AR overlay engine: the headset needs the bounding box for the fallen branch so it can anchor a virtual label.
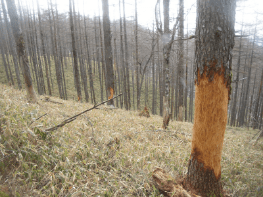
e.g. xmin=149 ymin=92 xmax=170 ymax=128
xmin=43 ymin=97 xmax=63 ymax=104
xmin=29 ymin=113 xmax=47 ymax=126
xmin=44 ymin=93 xmax=122 ymax=132
xmin=250 ymin=129 xmax=263 ymax=145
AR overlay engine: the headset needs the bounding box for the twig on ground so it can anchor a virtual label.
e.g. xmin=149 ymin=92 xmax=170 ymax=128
xmin=43 ymin=93 xmax=122 ymax=133
xmin=43 ymin=97 xmax=63 ymax=104
xmin=150 ymin=129 xmax=191 ymax=136
xmin=84 ymin=115 xmax=94 ymax=136
xmin=252 ymin=130 xmax=263 ymax=145
xmin=29 ymin=113 xmax=47 ymax=126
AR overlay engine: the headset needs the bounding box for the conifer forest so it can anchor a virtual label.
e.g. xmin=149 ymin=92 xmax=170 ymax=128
xmin=0 ymin=0 xmax=263 ymax=196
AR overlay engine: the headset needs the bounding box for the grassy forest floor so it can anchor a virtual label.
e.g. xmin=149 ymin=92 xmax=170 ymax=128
xmin=0 ymin=84 xmax=262 ymax=197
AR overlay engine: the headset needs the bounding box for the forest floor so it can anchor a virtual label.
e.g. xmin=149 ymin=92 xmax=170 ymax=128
xmin=0 ymin=83 xmax=262 ymax=197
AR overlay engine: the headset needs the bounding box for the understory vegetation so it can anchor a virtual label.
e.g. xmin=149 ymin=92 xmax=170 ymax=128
xmin=0 ymin=84 xmax=262 ymax=196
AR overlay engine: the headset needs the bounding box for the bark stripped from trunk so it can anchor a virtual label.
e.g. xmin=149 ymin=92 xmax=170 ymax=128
xmin=184 ymin=0 xmax=236 ymax=196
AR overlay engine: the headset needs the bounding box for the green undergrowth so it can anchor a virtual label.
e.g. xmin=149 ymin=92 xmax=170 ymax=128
xmin=0 ymin=84 xmax=262 ymax=196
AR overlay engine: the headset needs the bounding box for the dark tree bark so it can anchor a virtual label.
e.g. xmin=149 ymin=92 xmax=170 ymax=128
xmin=135 ymin=0 xmax=140 ymax=110
xmin=69 ymin=0 xmax=82 ymax=101
xmin=77 ymin=13 xmax=89 ymax=102
xmin=2 ymin=0 xmax=22 ymax=89
xmin=122 ymin=0 xmax=131 ymax=110
xmin=6 ymin=0 xmax=37 ymax=102
xmin=253 ymin=68 xmax=263 ymax=129
xmin=238 ymin=28 xmax=255 ymax=127
xmin=94 ymin=17 xmax=103 ymax=102
xmin=183 ymin=1 xmax=236 ymax=196
xmin=177 ymin=0 xmax=184 ymax=121
xmin=230 ymin=25 xmax=243 ymax=126
xmin=152 ymin=23 xmax=156 ymax=115
xmin=37 ymin=1 xmax=51 ymax=95
xmin=102 ymin=0 xmax=115 ymax=105
xmin=0 ymin=11 xmax=13 ymax=85
xmin=84 ymin=17 xmax=95 ymax=104
xmin=119 ymin=0 xmax=128 ymax=109
xmin=48 ymin=1 xmax=64 ymax=99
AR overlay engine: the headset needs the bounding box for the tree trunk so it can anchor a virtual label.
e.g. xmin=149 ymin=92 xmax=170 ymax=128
xmin=177 ymin=0 xmax=184 ymax=121
xmin=183 ymin=1 xmax=236 ymax=196
xmin=37 ymin=1 xmax=52 ymax=95
xmin=94 ymin=17 xmax=103 ymax=102
xmin=253 ymin=68 xmax=263 ymax=129
xmin=69 ymin=0 xmax=82 ymax=101
xmin=238 ymin=28 xmax=255 ymax=127
xmin=230 ymin=25 xmax=243 ymax=126
xmin=6 ymin=0 xmax=37 ymax=102
xmin=102 ymin=0 xmax=115 ymax=105
xmin=2 ymin=0 xmax=22 ymax=89
xmin=152 ymin=23 xmax=156 ymax=115
xmin=135 ymin=0 xmax=140 ymax=110
xmin=122 ymin=0 xmax=131 ymax=110
xmin=161 ymin=0 xmax=170 ymax=129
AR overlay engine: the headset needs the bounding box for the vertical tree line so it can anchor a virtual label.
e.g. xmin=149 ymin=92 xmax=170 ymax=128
xmin=0 ymin=0 xmax=262 ymax=129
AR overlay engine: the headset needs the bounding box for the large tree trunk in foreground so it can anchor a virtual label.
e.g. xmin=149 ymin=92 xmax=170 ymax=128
xmin=183 ymin=0 xmax=236 ymax=196
xmin=6 ymin=0 xmax=37 ymax=103
xmin=102 ymin=0 xmax=115 ymax=105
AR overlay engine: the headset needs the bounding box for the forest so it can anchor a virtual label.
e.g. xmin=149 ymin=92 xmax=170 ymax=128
xmin=0 ymin=0 xmax=262 ymax=196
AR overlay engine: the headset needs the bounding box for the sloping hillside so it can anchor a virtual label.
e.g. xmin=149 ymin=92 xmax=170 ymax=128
xmin=0 ymin=84 xmax=262 ymax=197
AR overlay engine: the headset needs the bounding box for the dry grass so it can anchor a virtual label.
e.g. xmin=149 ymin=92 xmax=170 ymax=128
xmin=0 ymin=84 xmax=262 ymax=197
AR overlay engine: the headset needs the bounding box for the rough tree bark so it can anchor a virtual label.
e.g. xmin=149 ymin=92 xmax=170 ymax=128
xmin=69 ymin=0 xmax=82 ymax=101
xmin=135 ymin=0 xmax=140 ymax=110
xmin=183 ymin=0 xmax=236 ymax=196
xmin=162 ymin=0 xmax=171 ymax=129
xmin=123 ymin=0 xmax=131 ymax=110
xmin=6 ymin=0 xmax=37 ymax=103
xmin=253 ymin=68 xmax=263 ymax=129
xmin=37 ymin=1 xmax=52 ymax=96
xmin=230 ymin=25 xmax=243 ymax=126
xmin=177 ymin=0 xmax=184 ymax=121
xmin=2 ymin=0 xmax=21 ymax=89
xmin=102 ymin=0 xmax=115 ymax=105
xmin=155 ymin=0 xmax=179 ymax=128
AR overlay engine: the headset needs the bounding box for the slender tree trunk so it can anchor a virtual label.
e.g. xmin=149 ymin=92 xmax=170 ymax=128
xmin=37 ymin=1 xmax=51 ymax=95
xmin=119 ymin=0 xmax=128 ymax=109
xmin=162 ymin=0 xmax=171 ymax=129
xmin=230 ymin=26 xmax=243 ymax=126
xmin=1 ymin=0 xmax=22 ymax=89
xmin=177 ymin=0 xmax=184 ymax=121
xmin=184 ymin=1 xmax=236 ymax=196
xmin=49 ymin=1 xmax=64 ymax=99
xmin=6 ymin=0 xmax=37 ymax=102
xmin=151 ymin=23 xmax=156 ymax=114
xmin=69 ymin=0 xmax=81 ymax=101
xmin=84 ymin=17 xmax=95 ymax=104
xmin=122 ymin=0 xmax=131 ymax=110
xmin=253 ymin=68 xmax=263 ymax=129
xmin=239 ymin=28 xmax=255 ymax=127
xmin=102 ymin=0 xmax=115 ymax=105
xmin=94 ymin=17 xmax=104 ymax=102
xmin=135 ymin=0 xmax=140 ymax=110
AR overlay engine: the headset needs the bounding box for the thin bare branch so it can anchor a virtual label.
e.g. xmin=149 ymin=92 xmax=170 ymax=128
xmin=155 ymin=0 xmax=163 ymax=34
xmin=44 ymin=93 xmax=123 ymax=132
